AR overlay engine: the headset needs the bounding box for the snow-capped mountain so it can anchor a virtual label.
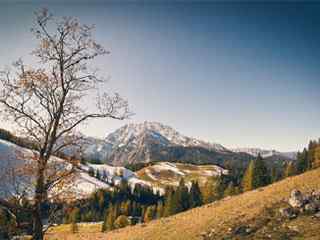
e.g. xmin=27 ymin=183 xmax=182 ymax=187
xmin=106 ymin=122 xmax=227 ymax=152
xmin=231 ymin=148 xmax=297 ymax=160
xmin=81 ymin=121 xmax=232 ymax=166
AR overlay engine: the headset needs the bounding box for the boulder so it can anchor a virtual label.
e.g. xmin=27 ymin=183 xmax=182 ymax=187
xmin=304 ymin=202 xmax=318 ymax=213
xmin=279 ymin=207 xmax=297 ymax=219
xmin=233 ymin=225 xmax=252 ymax=236
xmin=289 ymin=189 xmax=305 ymax=208
xmin=312 ymin=190 xmax=320 ymax=199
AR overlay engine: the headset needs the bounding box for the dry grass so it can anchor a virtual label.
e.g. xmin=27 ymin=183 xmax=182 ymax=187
xmin=136 ymin=162 xmax=221 ymax=187
xmin=46 ymin=168 xmax=320 ymax=240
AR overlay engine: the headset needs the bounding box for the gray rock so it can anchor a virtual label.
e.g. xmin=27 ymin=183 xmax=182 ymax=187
xmin=314 ymin=212 xmax=320 ymax=218
xmin=304 ymin=202 xmax=318 ymax=213
xmin=233 ymin=225 xmax=252 ymax=236
xmin=279 ymin=207 xmax=297 ymax=219
xmin=289 ymin=189 xmax=305 ymax=208
xmin=312 ymin=190 xmax=320 ymax=198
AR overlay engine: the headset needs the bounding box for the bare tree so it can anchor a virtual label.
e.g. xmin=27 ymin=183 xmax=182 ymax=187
xmin=0 ymin=9 xmax=130 ymax=240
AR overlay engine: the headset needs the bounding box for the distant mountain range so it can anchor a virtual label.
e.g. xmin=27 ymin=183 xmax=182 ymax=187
xmin=231 ymin=148 xmax=297 ymax=160
xmin=78 ymin=121 xmax=296 ymax=169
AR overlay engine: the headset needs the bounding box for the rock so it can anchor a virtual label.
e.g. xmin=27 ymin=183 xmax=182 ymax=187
xmin=233 ymin=225 xmax=252 ymax=236
xmin=289 ymin=189 xmax=305 ymax=208
xmin=279 ymin=207 xmax=297 ymax=219
xmin=304 ymin=202 xmax=318 ymax=213
xmin=288 ymin=225 xmax=299 ymax=233
xmin=312 ymin=190 xmax=320 ymax=199
xmin=314 ymin=212 xmax=320 ymax=218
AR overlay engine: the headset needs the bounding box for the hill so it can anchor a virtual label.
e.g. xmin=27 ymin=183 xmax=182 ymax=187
xmin=0 ymin=138 xmax=228 ymax=200
xmin=136 ymin=162 xmax=227 ymax=188
xmin=47 ymin=167 xmax=320 ymax=240
xmin=0 ymin=139 xmax=110 ymax=200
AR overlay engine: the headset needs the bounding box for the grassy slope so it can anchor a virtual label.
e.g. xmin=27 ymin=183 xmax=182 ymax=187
xmin=136 ymin=162 xmax=224 ymax=188
xmin=46 ymin=168 xmax=320 ymax=240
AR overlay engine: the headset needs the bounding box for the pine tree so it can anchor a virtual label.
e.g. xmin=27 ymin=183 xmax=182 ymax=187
xmin=95 ymin=170 xmax=101 ymax=180
xmin=253 ymin=154 xmax=271 ymax=187
xmin=242 ymin=160 xmax=255 ymax=192
xmin=223 ymin=182 xmax=236 ymax=197
xmin=283 ymin=162 xmax=296 ymax=178
xmin=189 ymin=181 xmax=203 ymax=208
xmin=270 ymin=166 xmax=278 ymax=183
xmin=242 ymin=154 xmax=271 ymax=192
xmin=88 ymin=167 xmax=95 ymax=177
xmin=143 ymin=205 xmax=156 ymax=223
xmin=156 ymin=201 xmax=164 ymax=219
xmin=297 ymin=149 xmax=309 ymax=173
xmin=102 ymin=205 xmax=115 ymax=232
xmin=201 ymin=176 xmax=219 ymax=204
xmin=308 ymin=140 xmax=317 ymax=169
xmin=175 ymin=178 xmax=190 ymax=212
xmin=70 ymin=208 xmax=79 ymax=233
xmin=102 ymin=170 xmax=108 ymax=180
xmin=313 ymin=146 xmax=320 ymax=169
xmin=163 ymin=187 xmax=176 ymax=217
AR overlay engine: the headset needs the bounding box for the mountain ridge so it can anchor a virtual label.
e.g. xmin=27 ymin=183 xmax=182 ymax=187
xmin=79 ymin=121 xmax=296 ymax=167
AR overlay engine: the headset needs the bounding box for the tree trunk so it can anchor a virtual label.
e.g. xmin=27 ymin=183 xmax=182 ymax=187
xmin=32 ymin=208 xmax=43 ymax=240
xmin=33 ymin=159 xmax=45 ymax=240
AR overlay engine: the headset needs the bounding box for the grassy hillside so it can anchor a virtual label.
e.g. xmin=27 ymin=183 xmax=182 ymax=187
xmin=136 ymin=162 xmax=227 ymax=187
xmin=46 ymin=167 xmax=320 ymax=240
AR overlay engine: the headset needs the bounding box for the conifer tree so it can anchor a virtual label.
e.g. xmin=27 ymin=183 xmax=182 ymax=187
xmin=223 ymin=182 xmax=236 ymax=197
xmin=88 ymin=167 xmax=95 ymax=177
xmin=253 ymin=154 xmax=271 ymax=187
xmin=270 ymin=166 xmax=278 ymax=183
xmin=297 ymin=149 xmax=309 ymax=173
xmin=175 ymin=178 xmax=190 ymax=212
xmin=102 ymin=170 xmax=108 ymax=180
xmin=102 ymin=205 xmax=115 ymax=232
xmin=242 ymin=154 xmax=271 ymax=192
xmin=308 ymin=140 xmax=317 ymax=169
xmin=201 ymin=176 xmax=219 ymax=204
xmin=163 ymin=187 xmax=176 ymax=217
xmin=70 ymin=208 xmax=79 ymax=234
xmin=242 ymin=160 xmax=255 ymax=192
xmin=313 ymin=146 xmax=320 ymax=169
xmin=95 ymin=170 xmax=101 ymax=180
xmin=143 ymin=205 xmax=156 ymax=223
xmin=189 ymin=181 xmax=202 ymax=208
xmin=283 ymin=162 xmax=296 ymax=178
xmin=70 ymin=219 xmax=78 ymax=234
xmin=156 ymin=201 xmax=164 ymax=219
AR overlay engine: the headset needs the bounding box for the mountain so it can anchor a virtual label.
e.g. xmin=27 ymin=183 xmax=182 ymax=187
xmin=105 ymin=122 xmax=227 ymax=151
xmin=231 ymin=148 xmax=297 ymax=160
xmin=80 ymin=121 xmax=253 ymax=168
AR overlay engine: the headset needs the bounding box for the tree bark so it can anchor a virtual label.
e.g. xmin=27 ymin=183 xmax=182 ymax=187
xmin=32 ymin=208 xmax=43 ymax=240
xmin=32 ymin=159 xmax=45 ymax=240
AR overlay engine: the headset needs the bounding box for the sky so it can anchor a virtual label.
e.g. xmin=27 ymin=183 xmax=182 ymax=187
xmin=0 ymin=1 xmax=319 ymax=152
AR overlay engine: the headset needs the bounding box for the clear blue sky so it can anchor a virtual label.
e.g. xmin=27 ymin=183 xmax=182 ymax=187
xmin=0 ymin=1 xmax=319 ymax=152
